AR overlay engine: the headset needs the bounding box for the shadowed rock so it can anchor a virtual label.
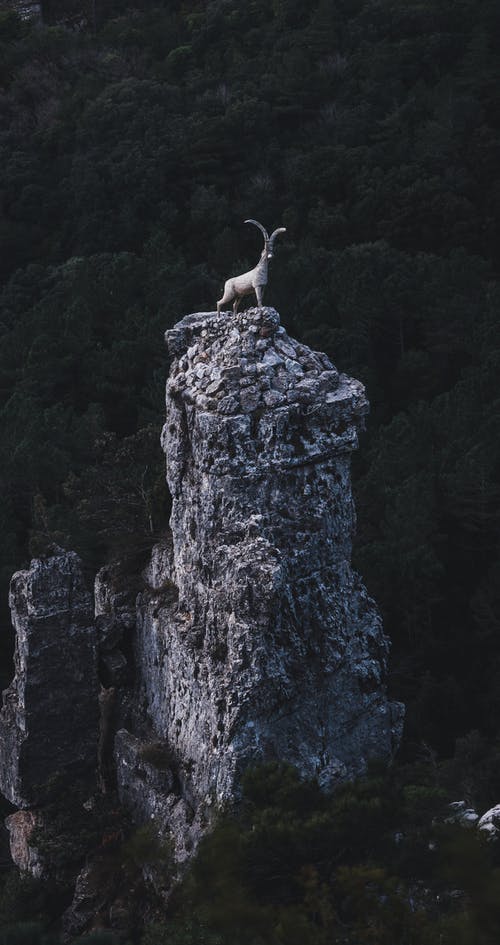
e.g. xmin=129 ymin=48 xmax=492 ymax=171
xmin=0 ymin=551 xmax=99 ymax=807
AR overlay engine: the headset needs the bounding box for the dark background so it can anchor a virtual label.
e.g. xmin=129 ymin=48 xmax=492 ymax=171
xmin=2 ymin=2 xmax=500 ymax=942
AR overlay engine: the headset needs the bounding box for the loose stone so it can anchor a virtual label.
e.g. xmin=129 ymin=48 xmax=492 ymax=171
xmin=262 ymin=349 xmax=284 ymax=367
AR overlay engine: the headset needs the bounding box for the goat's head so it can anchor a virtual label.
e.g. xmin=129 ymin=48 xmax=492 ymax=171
xmin=244 ymin=219 xmax=286 ymax=259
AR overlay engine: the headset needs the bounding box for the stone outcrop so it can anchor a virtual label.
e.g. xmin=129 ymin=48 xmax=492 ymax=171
xmin=116 ymin=307 xmax=403 ymax=856
xmin=5 ymin=810 xmax=45 ymax=877
xmin=0 ymin=308 xmax=403 ymax=892
xmin=446 ymin=801 xmax=479 ymax=828
xmin=478 ymin=805 xmax=500 ymax=840
xmin=0 ymin=550 xmax=99 ymax=807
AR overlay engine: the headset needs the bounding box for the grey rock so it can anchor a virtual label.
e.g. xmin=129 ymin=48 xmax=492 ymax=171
xmin=240 ymin=386 xmax=262 ymax=412
xmin=95 ymin=615 xmax=124 ymax=652
xmin=284 ymin=357 xmax=304 ymax=377
xmin=114 ymin=729 xmax=202 ymax=864
xmin=94 ymin=562 xmax=137 ymax=665
xmin=115 ymin=730 xmax=175 ymax=817
xmin=446 ymin=801 xmax=479 ymax=828
xmin=217 ymin=394 xmax=240 ymax=414
xmin=195 ymin=394 xmax=210 ymax=411
xmin=95 ymin=562 xmax=136 ymax=629
xmin=318 ymin=369 xmax=340 ymax=391
xmin=127 ymin=307 xmax=403 ymax=860
xmin=0 ymin=551 xmax=99 ymax=807
xmin=221 ymin=366 xmax=241 ymax=381
xmin=262 ymin=349 xmax=284 ymax=368
xmin=317 ymin=351 xmax=335 ymax=371
xmin=101 ymin=651 xmax=128 ymax=686
xmin=478 ymin=804 xmax=500 ymax=839
xmin=142 ymin=538 xmax=175 ymax=593
xmin=295 ymin=377 xmax=320 ymax=398
xmin=271 ymin=371 xmax=291 ymax=392
xmin=275 ymin=338 xmax=297 ymax=359
xmin=263 ymin=390 xmax=286 ymax=408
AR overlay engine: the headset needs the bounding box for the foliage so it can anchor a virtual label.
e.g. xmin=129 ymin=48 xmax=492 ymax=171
xmin=141 ymin=762 xmax=500 ymax=945
xmin=76 ymin=933 xmax=119 ymax=945
xmin=0 ymin=873 xmax=62 ymax=943
xmin=121 ymin=823 xmax=174 ymax=879
xmin=0 ymin=923 xmax=58 ymax=945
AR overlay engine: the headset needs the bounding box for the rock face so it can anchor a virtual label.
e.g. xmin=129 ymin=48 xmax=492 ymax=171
xmin=119 ymin=307 xmax=403 ymax=854
xmin=0 ymin=551 xmax=99 ymax=807
xmin=478 ymin=805 xmax=500 ymax=840
xmin=0 ymin=307 xmax=403 ymax=899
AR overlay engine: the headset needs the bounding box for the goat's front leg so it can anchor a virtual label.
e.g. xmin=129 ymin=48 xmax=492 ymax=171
xmin=233 ymin=296 xmax=241 ymax=314
xmin=255 ymin=284 xmax=264 ymax=307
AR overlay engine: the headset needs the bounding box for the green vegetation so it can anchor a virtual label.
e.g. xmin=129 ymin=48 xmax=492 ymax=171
xmin=139 ymin=762 xmax=500 ymax=944
xmin=1 ymin=0 xmax=500 ymax=940
xmin=2 ymin=760 xmax=500 ymax=942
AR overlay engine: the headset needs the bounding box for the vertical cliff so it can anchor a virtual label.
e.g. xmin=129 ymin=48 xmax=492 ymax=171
xmin=0 ymin=551 xmax=98 ymax=808
xmin=117 ymin=307 xmax=403 ymax=857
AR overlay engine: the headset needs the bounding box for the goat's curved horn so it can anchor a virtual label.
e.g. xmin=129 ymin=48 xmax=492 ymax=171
xmin=244 ymin=219 xmax=269 ymax=242
xmin=269 ymin=227 xmax=287 ymax=248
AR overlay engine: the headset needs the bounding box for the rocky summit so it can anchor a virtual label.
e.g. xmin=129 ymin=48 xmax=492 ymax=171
xmin=117 ymin=307 xmax=403 ymax=859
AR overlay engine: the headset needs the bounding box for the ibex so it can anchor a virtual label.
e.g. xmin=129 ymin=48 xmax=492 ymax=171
xmin=217 ymin=219 xmax=286 ymax=315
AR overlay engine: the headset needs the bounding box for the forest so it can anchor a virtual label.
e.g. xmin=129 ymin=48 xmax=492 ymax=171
xmin=1 ymin=0 xmax=500 ymax=941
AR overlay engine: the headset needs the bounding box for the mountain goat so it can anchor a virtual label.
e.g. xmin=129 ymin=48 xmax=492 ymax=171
xmin=216 ymin=219 xmax=286 ymax=314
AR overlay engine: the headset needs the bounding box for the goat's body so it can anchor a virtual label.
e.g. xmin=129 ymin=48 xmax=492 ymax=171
xmin=217 ymin=257 xmax=268 ymax=314
xmin=216 ymin=221 xmax=285 ymax=315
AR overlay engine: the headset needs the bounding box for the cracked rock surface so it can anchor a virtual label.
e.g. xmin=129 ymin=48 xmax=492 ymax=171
xmin=0 ymin=551 xmax=98 ymax=807
xmin=120 ymin=308 xmax=403 ymax=854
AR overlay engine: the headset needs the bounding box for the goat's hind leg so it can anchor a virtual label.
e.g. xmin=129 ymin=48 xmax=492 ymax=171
xmin=217 ymin=292 xmax=230 ymax=316
xmin=217 ymin=281 xmax=235 ymax=316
